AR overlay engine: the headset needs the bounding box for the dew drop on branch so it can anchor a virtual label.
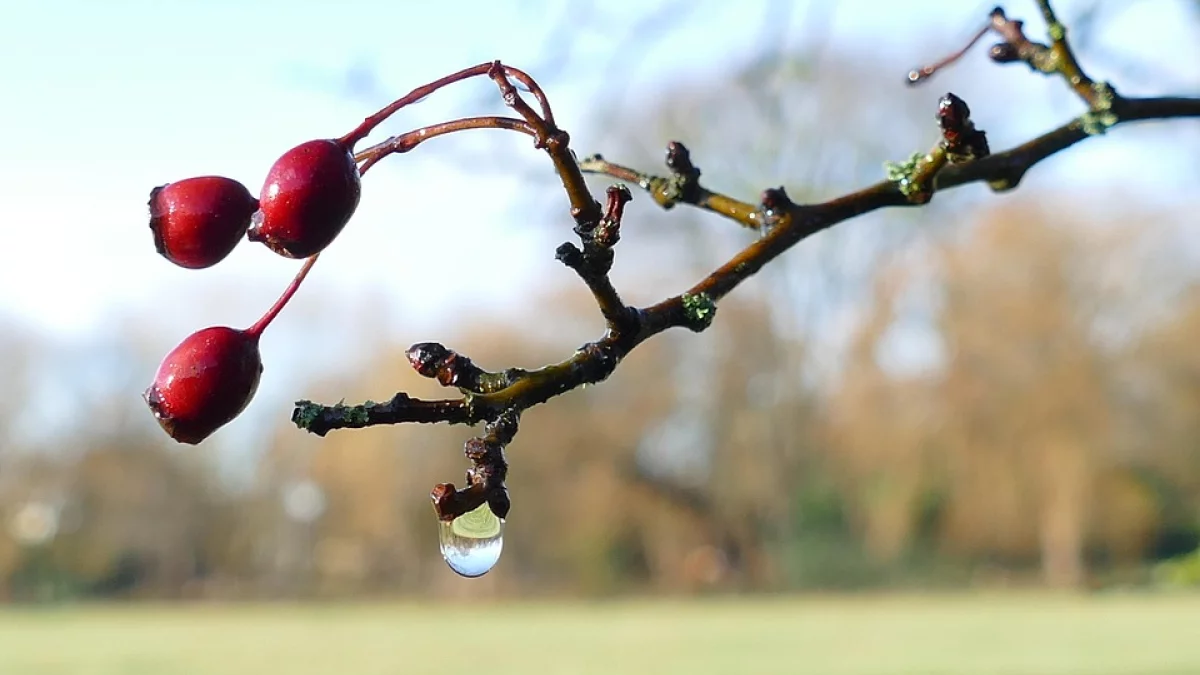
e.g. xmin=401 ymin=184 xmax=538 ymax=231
xmin=439 ymin=502 xmax=504 ymax=578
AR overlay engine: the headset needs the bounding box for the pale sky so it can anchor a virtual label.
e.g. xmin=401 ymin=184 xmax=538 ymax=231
xmin=2 ymin=0 xmax=1194 ymax=336
xmin=0 ymin=1 xmax=1197 ymax=457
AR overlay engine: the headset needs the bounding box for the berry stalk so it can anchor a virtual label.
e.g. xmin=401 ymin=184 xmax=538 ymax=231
xmin=353 ymin=116 xmax=538 ymax=173
xmin=336 ymin=62 xmax=556 ymax=150
xmin=247 ymin=254 xmax=320 ymax=338
xmin=337 ymin=62 xmax=497 ymax=148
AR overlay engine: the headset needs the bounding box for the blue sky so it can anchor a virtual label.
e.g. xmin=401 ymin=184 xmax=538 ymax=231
xmin=2 ymin=0 xmax=1194 ymax=342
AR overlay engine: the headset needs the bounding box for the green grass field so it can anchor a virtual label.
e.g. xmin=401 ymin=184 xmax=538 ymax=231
xmin=0 ymin=594 xmax=1197 ymax=675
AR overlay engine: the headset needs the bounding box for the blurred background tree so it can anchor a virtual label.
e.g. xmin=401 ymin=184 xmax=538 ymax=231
xmin=1 ymin=0 xmax=1198 ymax=601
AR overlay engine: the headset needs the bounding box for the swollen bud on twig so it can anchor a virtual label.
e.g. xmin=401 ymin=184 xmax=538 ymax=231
xmin=406 ymin=342 xmax=456 ymax=381
xmin=758 ymin=186 xmax=795 ymax=232
xmin=406 ymin=342 xmax=508 ymax=393
xmin=665 ymin=141 xmax=697 ymax=175
xmin=937 ymin=93 xmax=972 ymax=131
xmin=592 ymin=184 xmax=632 ymax=248
xmin=989 ymin=43 xmax=1022 ymax=63
xmin=937 ymin=93 xmax=990 ymax=163
xmin=760 ymin=186 xmax=794 ymax=214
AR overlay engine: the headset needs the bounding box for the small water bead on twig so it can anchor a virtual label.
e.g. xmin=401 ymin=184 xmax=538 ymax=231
xmin=438 ymin=501 xmax=505 ymax=578
xmin=429 ymin=413 xmax=516 ymax=578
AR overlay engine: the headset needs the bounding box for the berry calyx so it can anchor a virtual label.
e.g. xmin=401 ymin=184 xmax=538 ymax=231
xmin=149 ymin=176 xmax=258 ymax=269
xmin=144 ymin=255 xmax=319 ymax=444
xmin=248 ymin=139 xmax=361 ymax=258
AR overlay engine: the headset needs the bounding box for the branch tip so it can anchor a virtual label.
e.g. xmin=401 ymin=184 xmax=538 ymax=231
xmin=937 ymin=93 xmax=990 ymax=163
xmin=665 ymin=141 xmax=698 ymax=176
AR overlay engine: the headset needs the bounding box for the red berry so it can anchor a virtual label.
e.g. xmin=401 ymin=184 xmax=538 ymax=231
xmin=248 ymin=139 xmax=361 ymax=258
xmin=149 ymin=176 xmax=258 ymax=269
xmin=144 ymin=326 xmax=263 ymax=444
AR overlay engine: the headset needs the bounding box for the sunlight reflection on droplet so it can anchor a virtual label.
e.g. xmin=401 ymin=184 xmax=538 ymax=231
xmin=438 ymin=502 xmax=504 ymax=578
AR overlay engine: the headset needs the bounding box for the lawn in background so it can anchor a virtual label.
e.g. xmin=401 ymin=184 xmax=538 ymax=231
xmin=0 ymin=593 xmax=1197 ymax=675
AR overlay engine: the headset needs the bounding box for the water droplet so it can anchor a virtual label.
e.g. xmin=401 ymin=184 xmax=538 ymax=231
xmin=439 ymin=502 xmax=504 ymax=578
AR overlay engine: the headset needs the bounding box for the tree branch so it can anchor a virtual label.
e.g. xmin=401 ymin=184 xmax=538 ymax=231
xmin=287 ymin=3 xmax=1200 ymax=519
xmin=293 ymin=393 xmax=472 ymax=436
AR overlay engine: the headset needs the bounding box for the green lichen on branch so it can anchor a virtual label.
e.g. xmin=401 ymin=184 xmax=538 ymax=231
xmin=292 ymin=400 xmax=326 ymax=430
xmin=293 ymin=399 xmax=370 ymax=431
xmin=1081 ymin=82 xmax=1119 ymax=135
xmin=884 ymin=150 xmax=946 ymax=203
xmin=681 ymin=292 xmax=717 ymax=331
xmin=884 ymin=152 xmax=926 ymax=196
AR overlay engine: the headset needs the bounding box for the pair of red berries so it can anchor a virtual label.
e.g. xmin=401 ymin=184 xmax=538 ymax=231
xmin=149 ymin=138 xmax=361 ymax=266
xmin=145 ymin=137 xmax=360 ymax=444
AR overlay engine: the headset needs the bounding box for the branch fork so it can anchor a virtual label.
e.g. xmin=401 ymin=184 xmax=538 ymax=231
xmin=288 ymin=4 xmax=1200 ymax=525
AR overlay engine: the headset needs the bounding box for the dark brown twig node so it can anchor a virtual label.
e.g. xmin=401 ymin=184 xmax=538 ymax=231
xmin=884 ymin=91 xmax=996 ymax=203
xmin=431 ymin=409 xmax=518 ymax=521
xmin=937 ymin=93 xmax=990 ymax=163
xmin=883 ymin=91 xmax=984 ymax=204
xmin=556 ymin=184 xmax=636 ymax=333
xmin=758 ymin=187 xmax=795 ymax=231
xmin=594 ymin=182 xmax=631 ymax=247
xmin=663 ymin=141 xmax=702 ymax=203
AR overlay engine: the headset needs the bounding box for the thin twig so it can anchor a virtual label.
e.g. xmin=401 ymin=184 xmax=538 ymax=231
xmin=292 ymin=4 xmax=1200 ymax=452
xmin=578 ymin=142 xmax=765 ymax=230
xmin=353 ymin=116 xmax=538 ymax=172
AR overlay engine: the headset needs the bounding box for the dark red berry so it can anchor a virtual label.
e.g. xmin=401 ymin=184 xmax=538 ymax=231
xmin=149 ymin=176 xmax=258 ymax=269
xmin=144 ymin=326 xmax=263 ymax=444
xmin=248 ymin=139 xmax=361 ymax=258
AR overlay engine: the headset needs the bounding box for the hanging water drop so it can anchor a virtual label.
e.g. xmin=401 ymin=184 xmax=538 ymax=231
xmin=439 ymin=501 xmax=504 ymax=578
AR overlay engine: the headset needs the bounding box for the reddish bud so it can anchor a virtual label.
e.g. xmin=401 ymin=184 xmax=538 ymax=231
xmin=248 ymin=139 xmax=361 ymax=258
xmin=149 ymin=176 xmax=258 ymax=269
xmin=989 ymin=43 xmax=1022 ymax=63
xmin=144 ymin=326 xmax=263 ymax=444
